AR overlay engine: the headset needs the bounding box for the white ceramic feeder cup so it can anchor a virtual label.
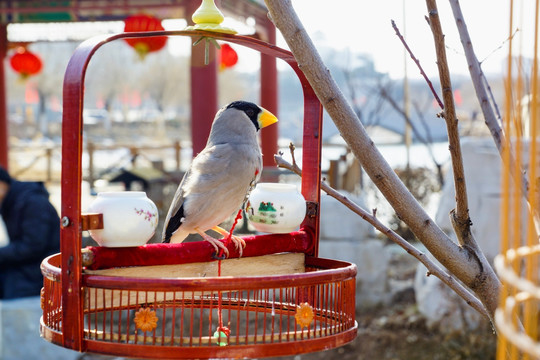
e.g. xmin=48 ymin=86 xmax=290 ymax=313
xmin=246 ymin=183 xmax=306 ymax=233
xmin=86 ymin=191 xmax=158 ymax=247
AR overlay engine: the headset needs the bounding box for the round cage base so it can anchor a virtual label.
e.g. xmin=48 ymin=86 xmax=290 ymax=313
xmin=41 ymin=254 xmax=358 ymax=359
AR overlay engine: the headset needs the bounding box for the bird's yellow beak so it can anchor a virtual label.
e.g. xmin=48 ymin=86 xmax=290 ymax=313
xmin=257 ymin=107 xmax=278 ymax=129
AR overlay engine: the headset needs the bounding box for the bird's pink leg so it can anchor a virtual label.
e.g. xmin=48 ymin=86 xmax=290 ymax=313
xmin=212 ymin=226 xmax=246 ymax=257
xmin=195 ymin=229 xmax=229 ymax=257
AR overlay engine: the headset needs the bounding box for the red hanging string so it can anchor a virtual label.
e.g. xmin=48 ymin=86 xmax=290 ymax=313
xmin=216 ymin=209 xmax=243 ymax=341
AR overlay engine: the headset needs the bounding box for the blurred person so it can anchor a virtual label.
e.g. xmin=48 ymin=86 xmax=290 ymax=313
xmin=0 ymin=166 xmax=60 ymax=299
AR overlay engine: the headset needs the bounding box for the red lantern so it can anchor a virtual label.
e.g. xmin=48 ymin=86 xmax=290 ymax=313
xmin=10 ymin=47 xmax=42 ymax=79
xmin=123 ymin=14 xmax=167 ymax=59
xmin=219 ymin=43 xmax=238 ymax=70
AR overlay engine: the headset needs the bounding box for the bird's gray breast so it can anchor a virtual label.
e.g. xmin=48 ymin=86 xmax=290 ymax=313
xmin=181 ymin=142 xmax=261 ymax=230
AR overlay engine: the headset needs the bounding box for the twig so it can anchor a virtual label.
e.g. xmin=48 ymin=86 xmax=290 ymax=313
xmin=391 ymin=19 xmax=444 ymax=109
xmin=447 ymin=0 xmax=507 ymax=155
xmin=481 ymin=75 xmax=503 ymax=124
xmin=479 ymin=28 xmax=519 ymax=66
xmin=412 ymin=101 xmax=445 ymax=186
xmin=274 ymin=147 xmax=489 ymax=319
xmin=379 ymin=86 xmax=445 ymax=185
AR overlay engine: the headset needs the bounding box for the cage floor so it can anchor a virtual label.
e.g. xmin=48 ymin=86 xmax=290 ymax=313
xmin=41 ymin=253 xmax=357 ymax=359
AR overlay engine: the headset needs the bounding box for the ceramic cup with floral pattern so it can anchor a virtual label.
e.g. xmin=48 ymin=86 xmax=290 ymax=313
xmin=86 ymin=191 xmax=158 ymax=247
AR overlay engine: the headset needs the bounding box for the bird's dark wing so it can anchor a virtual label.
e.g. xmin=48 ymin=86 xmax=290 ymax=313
xmin=161 ymin=169 xmax=190 ymax=243
xmin=163 ymin=203 xmax=184 ymax=243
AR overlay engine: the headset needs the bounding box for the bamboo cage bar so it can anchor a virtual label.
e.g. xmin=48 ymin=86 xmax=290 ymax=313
xmin=495 ymin=0 xmax=540 ymax=358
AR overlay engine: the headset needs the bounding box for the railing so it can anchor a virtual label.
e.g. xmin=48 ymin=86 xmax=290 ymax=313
xmin=9 ymin=140 xmax=183 ymax=185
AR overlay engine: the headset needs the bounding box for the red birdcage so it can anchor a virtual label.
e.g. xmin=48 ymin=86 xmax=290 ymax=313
xmin=40 ymin=30 xmax=357 ymax=359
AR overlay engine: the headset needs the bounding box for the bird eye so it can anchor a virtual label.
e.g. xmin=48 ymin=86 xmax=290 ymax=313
xmin=246 ymin=109 xmax=255 ymax=117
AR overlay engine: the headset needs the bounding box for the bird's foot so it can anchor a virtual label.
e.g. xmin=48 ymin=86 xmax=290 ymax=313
xmin=212 ymin=226 xmax=246 ymax=257
xmin=229 ymin=234 xmax=246 ymax=257
xmin=196 ymin=230 xmax=229 ymax=258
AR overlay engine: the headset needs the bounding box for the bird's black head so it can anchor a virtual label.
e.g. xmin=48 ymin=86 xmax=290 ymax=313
xmin=226 ymin=101 xmax=262 ymax=131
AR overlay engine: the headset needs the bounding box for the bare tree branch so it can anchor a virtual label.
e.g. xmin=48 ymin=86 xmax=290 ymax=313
xmin=425 ymin=0 xmax=472 ymax=243
xmin=377 ymin=83 xmax=445 ymax=186
xmin=391 ymin=19 xmax=444 ymax=110
xmin=448 ymin=0 xmax=530 ymax=199
xmin=264 ymin=0 xmax=501 ymax=322
xmin=425 ymin=1 xmax=501 ymax=316
xmin=274 ymin=147 xmax=489 ymax=319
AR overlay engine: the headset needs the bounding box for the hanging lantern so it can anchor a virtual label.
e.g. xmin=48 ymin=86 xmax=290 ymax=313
xmin=123 ymin=14 xmax=167 ymax=59
xmin=219 ymin=43 xmax=238 ymax=70
xmin=10 ymin=47 xmax=42 ymax=80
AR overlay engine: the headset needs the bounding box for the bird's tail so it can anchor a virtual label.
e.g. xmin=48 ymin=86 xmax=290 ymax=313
xmin=163 ymin=225 xmax=189 ymax=243
xmin=165 ymin=229 xmax=189 ymax=244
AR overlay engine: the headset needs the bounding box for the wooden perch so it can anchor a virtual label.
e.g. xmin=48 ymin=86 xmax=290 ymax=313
xmin=83 ymin=231 xmax=312 ymax=270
